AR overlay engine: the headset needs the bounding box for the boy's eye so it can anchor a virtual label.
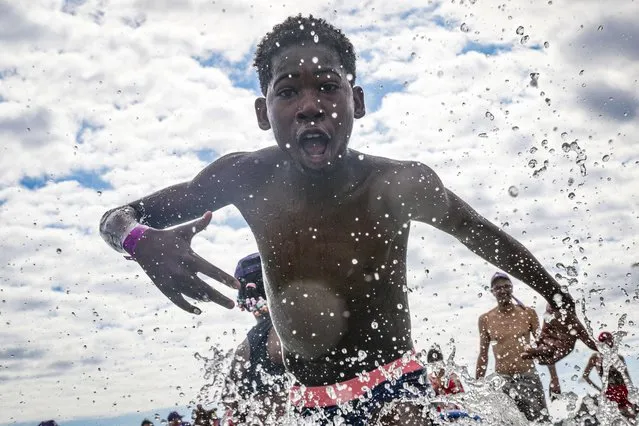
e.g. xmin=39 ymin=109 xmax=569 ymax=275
xmin=277 ymin=88 xmax=296 ymax=98
xmin=320 ymin=83 xmax=339 ymax=93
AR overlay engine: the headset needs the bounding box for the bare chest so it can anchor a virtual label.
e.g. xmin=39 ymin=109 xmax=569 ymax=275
xmin=486 ymin=311 xmax=532 ymax=344
xmin=237 ymin=181 xmax=407 ymax=288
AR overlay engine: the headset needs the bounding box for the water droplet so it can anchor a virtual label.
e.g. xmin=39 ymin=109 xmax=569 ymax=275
xmin=597 ymin=25 xmax=604 ymax=31
xmin=313 ymin=34 xmax=319 ymax=43
xmin=478 ymin=132 xmax=488 ymax=138
xmin=478 ymin=292 xmax=483 ymax=298
xmin=371 ymin=321 xmax=378 ymax=330
xmin=529 ymin=147 xmax=538 ymax=154
xmin=299 ymin=24 xmax=304 ymax=30
xmin=358 ymin=154 xmax=364 ymax=160
xmin=508 ymin=186 xmax=519 ymax=197
xmin=437 ymin=70 xmax=444 ymax=78
xmin=325 ymin=386 xmax=337 ymax=399
xmin=331 ymin=112 xmax=338 ymax=119
xmin=460 ymin=23 xmax=470 ymax=32
xmin=285 ymin=143 xmax=291 ymax=149
xmin=312 ymin=57 xmax=318 ymax=64
xmin=520 ymin=35 xmax=529 ymax=45
xmin=357 ymin=350 xmax=367 ymax=361
xmin=579 ymin=69 xmax=584 ymax=76
xmin=568 ymin=192 xmax=576 ymax=199
xmin=544 ymin=41 xmax=550 ymax=48
xmin=516 ymin=26 xmax=525 ymax=35
xmin=528 ymin=159 xmax=537 ymax=168
xmin=485 ymin=111 xmax=494 ymax=120
xmin=602 ymin=154 xmax=610 ymax=162
xmin=346 ymin=73 xmax=353 ymax=82
xmin=397 ymin=303 xmax=403 ymax=309
xmin=352 ymin=258 xmax=358 ymax=265
xmin=56 ymin=248 xmax=62 ymax=254
xmin=137 ymin=329 xmax=143 ymax=335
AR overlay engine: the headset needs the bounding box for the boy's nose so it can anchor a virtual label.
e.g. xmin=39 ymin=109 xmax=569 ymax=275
xmin=296 ymin=93 xmax=325 ymax=122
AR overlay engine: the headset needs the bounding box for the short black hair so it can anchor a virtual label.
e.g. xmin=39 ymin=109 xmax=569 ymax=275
xmin=253 ymin=14 xmax=357 ymax=95
xmin=141 ymin=420 xmax=153 ymax=426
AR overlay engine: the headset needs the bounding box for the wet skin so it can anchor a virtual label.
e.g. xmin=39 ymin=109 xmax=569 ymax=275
xmin=476 ymin=279 xmax=561 ymax=396
xmin=106 ymin=44 xmax=596 ymax=387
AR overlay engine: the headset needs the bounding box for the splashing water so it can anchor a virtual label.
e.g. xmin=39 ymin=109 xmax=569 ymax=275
xmin=194 ymin=346 xmax=234 ymax=407
xmin=193 ymin=335 xmax=637 ymax=425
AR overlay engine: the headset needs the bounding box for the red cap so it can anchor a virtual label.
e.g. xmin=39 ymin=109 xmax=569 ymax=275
xmin=598 ymin=331 xmax=613 ymax=344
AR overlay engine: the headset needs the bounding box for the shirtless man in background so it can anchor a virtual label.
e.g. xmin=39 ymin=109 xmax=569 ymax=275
xmin=100 ymin=14 xmax=594 ymax=425
xmin=476 ymin=272 xmax=561 ymax=422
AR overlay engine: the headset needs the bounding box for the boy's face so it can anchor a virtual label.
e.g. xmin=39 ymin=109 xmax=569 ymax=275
xmin=255 ymin=44 xmax=365 ymax=172
xmin=491 ymin=278 xmax=513 ymax=304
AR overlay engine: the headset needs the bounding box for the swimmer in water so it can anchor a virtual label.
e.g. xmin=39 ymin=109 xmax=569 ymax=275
xmin=582 ymin=331 xmax=636 ymax=421
xmin=100 ymin=14 xmax=596 ymax=425
xmin=475 ymin=272 xmax=561 ymax=422
xmin=223 ymin=253 xmax=286 ymax=425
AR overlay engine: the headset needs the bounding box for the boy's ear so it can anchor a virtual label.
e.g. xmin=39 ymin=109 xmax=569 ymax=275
xmin=352 ymin=86 xmax=366 ymax=119
xmin=255 ymin=97 xmax=271 ymax=130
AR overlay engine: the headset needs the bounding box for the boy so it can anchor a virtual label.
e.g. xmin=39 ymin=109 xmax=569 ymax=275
xmin=476 ymin=272 xmax=561 ymax=422
xmin=100 ymin=15 xmax=595 ymax=424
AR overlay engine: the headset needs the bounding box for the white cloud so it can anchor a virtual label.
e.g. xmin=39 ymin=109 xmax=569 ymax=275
xmin=1 ymin=0 xmax=638 ymax=424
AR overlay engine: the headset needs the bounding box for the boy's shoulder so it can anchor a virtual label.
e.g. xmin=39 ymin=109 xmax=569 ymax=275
xmin=481 ymin=307 xmax=500 ymax=319
xmin=210 ymin=146 xmax=284 ymax=167
xmin=355 ymin=150 xmax=437 ymax=179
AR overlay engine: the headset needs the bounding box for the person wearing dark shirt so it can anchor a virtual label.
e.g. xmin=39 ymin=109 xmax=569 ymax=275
xmin=167 ymin=411 xmax=191 ymax=426
xmin=223 ymin=253 xmax=287 ymax=424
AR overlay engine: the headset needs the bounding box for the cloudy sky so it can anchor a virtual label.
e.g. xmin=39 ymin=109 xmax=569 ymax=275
xmin=1 ymin=0 xmax=637 ymax=424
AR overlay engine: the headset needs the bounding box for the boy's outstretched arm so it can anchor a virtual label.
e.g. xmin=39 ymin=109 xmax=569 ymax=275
xmin=400 ymin=163 xmax=597 ymax=363
xmin=99 ymin=153 xmax=246 ymax=314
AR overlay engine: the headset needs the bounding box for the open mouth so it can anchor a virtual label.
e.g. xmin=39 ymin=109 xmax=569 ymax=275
xmin=299 ymin=130 xmax=330 ymax=160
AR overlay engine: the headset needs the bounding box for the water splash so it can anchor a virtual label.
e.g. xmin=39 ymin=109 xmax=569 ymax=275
xmin=192 ymin=338 xmax=636 ymax=425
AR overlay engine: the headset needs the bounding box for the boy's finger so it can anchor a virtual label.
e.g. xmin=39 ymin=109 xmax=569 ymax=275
xmin=178 ymin=211 xmax=213 ymax=239
xmin=163 ymin=290 xmax=202 ymax=315
xmin=190 ymin=276 xmax=235 ymax=309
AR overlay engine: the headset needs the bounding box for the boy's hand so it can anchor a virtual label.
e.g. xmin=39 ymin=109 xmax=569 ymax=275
xmin=133 ymin=211 xmax=240 ymax=314
xmin=522 ymin=305 xmax=597 ymax=364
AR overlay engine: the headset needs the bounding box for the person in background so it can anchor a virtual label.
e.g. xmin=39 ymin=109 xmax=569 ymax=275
xmin=141 ymin=420 xmax=154 ymax=426
xmin=167 ymin=411 xmax=191 ymax=426
xmin=38 ymin=421 xmax=58 ymax=426
xmin=222 ymin=253 xmax=287 ymax=425
xmin=192 ymin=404 xmax=208 ymax=426
xmin=583 ymin=331 xmax=636 ymax=421
xmin=476 ymin=272 xmax=561 ymax=422
xmin=427 ymin=347 xmax=464 ymax=398
xmin=208 ymin=408 xmax=220 ymax=426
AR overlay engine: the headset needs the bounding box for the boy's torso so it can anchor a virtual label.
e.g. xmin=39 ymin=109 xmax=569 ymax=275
xmin=484 ymin=307 xmax=536 ymax=375
xmin=224 ymin=148 xmax=423 ymax=385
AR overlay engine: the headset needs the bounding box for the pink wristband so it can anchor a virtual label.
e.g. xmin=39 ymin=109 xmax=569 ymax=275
xmin=122 ymin=225 xmax=150 ymax=258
